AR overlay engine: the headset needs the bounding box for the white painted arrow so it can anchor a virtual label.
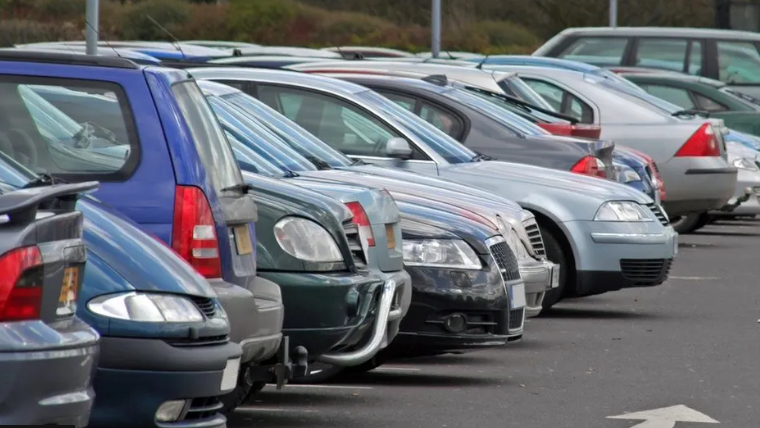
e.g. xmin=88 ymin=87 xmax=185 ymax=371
xmin=608 ymin=405 xmax=719 ymax=428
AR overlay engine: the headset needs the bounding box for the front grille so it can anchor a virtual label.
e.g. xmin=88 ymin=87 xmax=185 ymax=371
xmin=489 ymin=241 xmax=521 ymax=281
xmin=508 ymin=308 xmax=524 ymax=330
xmin=183 ymin=396 xmax=223 ymax=421
xmin=190 ymin=296 xmax=216 ymax=318
xmin=167 ymin=335 xmax=229 ymax=347
xmin=620 ymin=258 xmax=673 ymax=285
xmin=522 ymin=218 xmax=545 ymax=257
xmin=645 ymin=203 xmax=670 ymax=226
xmin=343 ymin=222 xmax=367 ymax=270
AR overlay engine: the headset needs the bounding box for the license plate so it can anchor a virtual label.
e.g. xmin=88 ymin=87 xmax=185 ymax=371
xmin=220 ymin=358 xmax=240 ymax=392
xmin=673 ymin=234 xmax=679 ymax=256
xmin=385 ymin=224 xmax=396 ymax=249
xmin=550 ymin=265 xmax=561 ymax=289
xmin=510 ymin=283 xmax=526 ymax=309
xmin=57 ymin=266 xmax=79 ymax=316
xmin=233 ymin=225 xmax=253 ymax=255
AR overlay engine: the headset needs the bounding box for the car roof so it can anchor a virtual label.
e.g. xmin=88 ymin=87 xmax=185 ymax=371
xmin=321 ymin=46 xmax=415 ymax=57
xmin=553 ymin=26 xmax=760 ymax=40
xmin=330 ymin=73 xmax=453 ymax=95
xmin=0 ymin=49 xmax=141 ymax=69
xmin=621 ymin=72 xmax=726 ymax=87
xmin=196 ymin=79 xmax=240 ymax=96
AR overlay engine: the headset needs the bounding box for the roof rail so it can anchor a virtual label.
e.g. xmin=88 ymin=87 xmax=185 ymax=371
xmin=421 ymin=74 xmax=448 ymax=86
xmin=0 ymin=49 xmax=140 ymax=69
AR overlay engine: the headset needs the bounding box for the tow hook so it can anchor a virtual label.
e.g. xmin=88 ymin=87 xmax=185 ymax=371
xmin=720 ymin=187 xmax=752 ymax=212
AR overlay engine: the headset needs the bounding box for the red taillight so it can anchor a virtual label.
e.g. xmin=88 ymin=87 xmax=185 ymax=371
xmin=172 ymin=185 xmax=222 ymax=278
xmin=571 ymin=155 xmax=607 ymax=179
xmin=675 ymin=123 xmax=720 ymax=157
xmin=345 ymin=201 xmax=375 ymax=247
xmin=0 ymin=246 xmax=43 ymax=321
xmin=537 ymin=122 xmax=573 ymax=136
xmin=570 ymin=124 xmax=602 ymax=140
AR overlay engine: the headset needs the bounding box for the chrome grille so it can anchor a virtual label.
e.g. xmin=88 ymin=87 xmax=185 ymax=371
xmin=190 ymin=296 xmax=215 ymax=318
xmin=522 ymin=218 xmax=546 ymax=257
xmin=645 ymin=203 xmax=669 ymax=226
xmin=509 ymin=308 xmax=525 ymax=330
xmin=489 ymin=241 xmax=521 ymax=281
xmin=343 ymin=222 xmax=367 ymax=270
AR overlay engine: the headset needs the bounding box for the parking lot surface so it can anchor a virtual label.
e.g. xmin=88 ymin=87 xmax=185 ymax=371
xmin=229 ymin=219 xmax=760 ymax=428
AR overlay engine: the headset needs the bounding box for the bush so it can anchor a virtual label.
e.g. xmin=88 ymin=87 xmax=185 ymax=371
xmin=32 ymin=0 xmax=86 ymax=20
xmin=227 ymin=0 xmax=298 ymax=43
xmin=0 ymin=19 xmax=80 ymax=47
xmin=117 ymin=0 xmax=191 ymax=40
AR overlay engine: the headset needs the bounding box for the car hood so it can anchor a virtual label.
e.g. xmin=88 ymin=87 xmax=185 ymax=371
xmin=79 ymin=198 xmax=216 ymax=298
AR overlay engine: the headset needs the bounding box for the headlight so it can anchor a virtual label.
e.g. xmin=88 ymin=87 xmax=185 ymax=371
xmin=594 ymin=201 xmax=653 ymax=222
xmin=403 ymin=239 xmax=482 ymax=270
xmin=88 ymin=292 xmax=205 ymax=322
xmin=274 ymin=217 xmax=343 ymax=262
xmin=733 ymin=158 xmax=758 ymax=171
xmin=614 ymin=164 xmax=642 ymax=183
xmin=503 ymin=227 xmax=529 ymax=260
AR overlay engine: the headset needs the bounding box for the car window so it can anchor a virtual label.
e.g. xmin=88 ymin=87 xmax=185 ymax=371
xmin=258 ymin=84 xmax=402 ymax=157
xmin=523 ymin=79 xmax=563 ymax=111
xmin=716 ymin=41 xmax=760 ymax=84
xmin=0 ymin=79 xmax=139 ymax=181
xmin=419 ymin=103 xmax=463 ymax=138
xmin=497 ymin=76 xmax=557 ymax=111
xmin=640 ymin=84 xmax=695 ymax=110
xmin=556 ymin=37 xmax=628 ymax=66
xmin=522 ymin=78 xmax=594 ymax=122
xmin=635 ymin=38 xmax=690 ymax=72
xmin=380 ymin=92 xmax=417 ymax=111
xmin=692 ymin=92 xmax=728 ymax=112
xmin=171 ymin=81 xmax=244 ymax=193
xmin=687 ymin=41 xmax=703 ymax=75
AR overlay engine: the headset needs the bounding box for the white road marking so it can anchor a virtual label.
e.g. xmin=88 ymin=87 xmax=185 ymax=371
xmin=236 ymin=407 xmax=318 ymax=413
xmin=669 ymin=276 xmax=720 ymax=280
xmin=373 ymin=366 xmax=422 ymax=372
xmin=608 ymin=404 xmax=719 ymax=428
xmin=266 ymin=384 xmax=374 ymax=390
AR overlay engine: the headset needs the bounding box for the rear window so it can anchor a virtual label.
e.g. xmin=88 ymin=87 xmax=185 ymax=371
xmin=0 ymin=77 xmax=139 ymax=181
xmin=171 ymin=81 xmax=244 ymax=193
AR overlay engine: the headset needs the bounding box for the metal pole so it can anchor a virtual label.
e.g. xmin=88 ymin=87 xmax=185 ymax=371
xmin=86 ymin=0 xmax=99 ymax=55
xmin=609 ymin=0 xmax=618 ymax=28
xmin=431 ymin=0 xmax=441 ymax=58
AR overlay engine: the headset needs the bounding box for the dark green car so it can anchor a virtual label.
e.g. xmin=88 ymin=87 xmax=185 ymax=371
xmin=622 ymin=72 xmax=760 ymax=137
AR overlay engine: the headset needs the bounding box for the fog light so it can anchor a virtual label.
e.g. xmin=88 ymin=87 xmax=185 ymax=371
xmin=443 ymin=313 xmax=467 ymax=333
xmin=155 ymin=400 xmax=187 ymax=422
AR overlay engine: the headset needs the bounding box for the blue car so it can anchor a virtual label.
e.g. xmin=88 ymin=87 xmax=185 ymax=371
xmin=612 ymin=147 xmax=658 ymax=203
xmin=0 ymin=50 xmax=283 ymax=415
xmin=0 ymin=154 xmax=243 ymax=428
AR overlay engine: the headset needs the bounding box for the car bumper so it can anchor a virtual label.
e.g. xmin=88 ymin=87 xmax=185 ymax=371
xmin=0 ymin=318 xmax=99 ymax=427
xmin=209 ymin=276 xmax=283 ymax=365
xmin=519 ymin=257 xmax=559 ymax=318
xmin=565 ymin=220 xmax=678 ymax=297
xmin=659 ymin=157 xmax=737 ymax=217
xmin=711 ymin=168 xmax=760 ymax=215
xmin=89 ymin=337 xmax=242 ymax=428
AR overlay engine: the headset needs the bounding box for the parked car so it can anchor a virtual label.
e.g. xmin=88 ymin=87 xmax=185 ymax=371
xmin=713 ymin=141 xmax=760 ymax=219
xmin=0 ymin=177 xmax=99 ymax=427
xmin=0 ymin=50 xmax=285 ymax=412
xmin=235 ymin=46 xmax=342 ymax=59
xmin=16 ymin=41 xmax=232 ymax=63
xmin=192 ymin=77 xmax=555 ymax=317
xmin=187 ymin=67 xmax=678 ymax=309
xmin=480 ymin=65 xmax=737 ymax=231
xmin=0 ymin=155 xmax=242 ymax=428
xmin=183 ymin=40 xmax=261 ymax=50
xmin=322 ymin=46 xmax=415 ymax=58
xmin=621 ymin=72 xmax=760 ymax=137
xmin=533 ymin=27 xmax=760 ymax=97
xmin=207 ymin=55 xmax=338 ymax=70
xmin=10 ymin=45 xmax=162 ymax=65
xmin=199 ymin=89 xmax=525 ymax=371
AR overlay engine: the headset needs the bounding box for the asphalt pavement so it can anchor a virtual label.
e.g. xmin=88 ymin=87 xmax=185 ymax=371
xmin=229 ymin=218 xmax=760 ymax=428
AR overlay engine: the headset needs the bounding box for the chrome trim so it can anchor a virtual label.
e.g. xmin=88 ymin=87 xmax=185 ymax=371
xmin=590 ymin=232 xmax=670 ymax=245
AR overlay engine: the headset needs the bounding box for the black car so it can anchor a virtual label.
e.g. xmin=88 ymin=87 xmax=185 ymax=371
xmin=334 ymin=74 xmax=617 ymax=178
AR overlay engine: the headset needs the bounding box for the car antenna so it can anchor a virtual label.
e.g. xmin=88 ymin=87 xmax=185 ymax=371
xmin=146 ymin=14 xmax=187 ymax=60
xmin=474 ymin=54 xmax=489 ymax=70
xmin=84 ymin=19 xmax=122 ymax=58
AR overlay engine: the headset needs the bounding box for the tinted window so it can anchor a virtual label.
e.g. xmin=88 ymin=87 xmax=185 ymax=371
xmin=641 ymin=84 xmax=695 ymax=110
xmin=557 ymin=37 xmax=628 ymax=66
xmin=171 ymin=81 xmax=244 ymax=193
xmin=419 ymin=103 xmax=463 ymax=138
xmin=523 ymin=78 xmax=594 ymax=123
xmin=381 ymin=92 xmax=417 ymax=111
xmin=0 ymin=79 xmax=138 ymax=181
xmin=635 ymin=38 xmax=689 ymax=72
xmin=716 ymin=41 xmax=760 ymax=83
xmin=258 ymin=85 xmax=401 ymax=158
xmin=693 ymin=93 xmax=728 ymax=112
xmin=687 ymin=41 xmax=703 ymax=75
xmin=497 ymin=76 xmax=557 ymax=111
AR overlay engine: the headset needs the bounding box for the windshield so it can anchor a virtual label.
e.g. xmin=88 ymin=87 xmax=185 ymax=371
xmin=357 ymin=90 xmax=477 ymax=164
xmin=207 ymin=96 xmax=318 ymax=174
xmin=498 ymin=76 xmax=557 ymax=111
xmin=444 ymin=87 xmax=552 ymax=136
xmin=720 ymin=87 xmax=760 ymax=109
xmin=171 ymin=81 xmax=244 ymax=192
xmin=222 ymin=92 xmax=353 ymax=168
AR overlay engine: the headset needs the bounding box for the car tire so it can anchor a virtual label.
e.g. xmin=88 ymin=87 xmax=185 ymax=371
xmin=290 ymin=363 xmax=346 ymax=384
xmin=220 ymin=364 xmax=255 ymax=414
xmin=538 ymin=226 xmax=567 ymax=311
xmin=341 ymin=354 xmax=388 ymax=374
xmin=671 ymin=213 xmax=706 ymax=234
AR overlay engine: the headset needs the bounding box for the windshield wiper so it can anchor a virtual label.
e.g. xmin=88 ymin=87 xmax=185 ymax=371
xmin=470 ymin=151 xmax=494 ymax=162
xmin=282 ymin=170 xmax=300 ymax=178
xmin=22 ymin=173 xmax=67 ymax=189
xmin=672 ymin=109 xmax=710 ymax=118
xmin=351 ymin=158 xmax=368 ymax=166
xmin=221 ymin=182 xmax=252 ymax=193
xmin=305 ymin=155 xmax=333 ymax=170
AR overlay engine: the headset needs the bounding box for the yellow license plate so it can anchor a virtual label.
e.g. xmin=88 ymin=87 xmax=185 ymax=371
xmin=385 ymin=224 xmax=396 ymax=249
xmin=233 ymin=225 xmax=253 ymax=255
xmin=58 ymin=267 xmax=79 ymax=315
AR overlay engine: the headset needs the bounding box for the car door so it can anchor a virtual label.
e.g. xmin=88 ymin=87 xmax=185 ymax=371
xmin=253 ymin=84 xmax=440 ymax=174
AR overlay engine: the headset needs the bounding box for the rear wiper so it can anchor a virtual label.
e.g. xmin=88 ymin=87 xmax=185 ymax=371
xmin=471 ymin=151 xmax=494 ymax=162
xmin=23 ymin=173 xmax=67 ymax=189
xmin=305 ymin=155 xmax=333 ymax=170
xmin=672 ymin=109 xmax=710 ymax=118
xmin=221 ymin=182 xmax=252 ymax=193
xmin=282 ymin=170 xmax=300 ymax=178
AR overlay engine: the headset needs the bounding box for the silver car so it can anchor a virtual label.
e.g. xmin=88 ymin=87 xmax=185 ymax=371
xmin=188 ymin=67 xmax=678 ymax=309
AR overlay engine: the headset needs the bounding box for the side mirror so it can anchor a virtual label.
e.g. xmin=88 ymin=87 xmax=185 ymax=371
xmin=385 ymin=137 xmax=413 ymax=159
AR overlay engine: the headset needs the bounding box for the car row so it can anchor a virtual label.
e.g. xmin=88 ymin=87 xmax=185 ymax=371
xmin=7 ymin=31 xmax=749 ymax=426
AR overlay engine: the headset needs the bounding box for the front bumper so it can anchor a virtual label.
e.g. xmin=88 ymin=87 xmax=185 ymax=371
xmin=0 ymin=318 xmax=99 ymax=427
xmin=89 ymin=337 xmax=242 ymax=428
xmin=519 ymin=258 xmax=559 ymax=318
xmin=565 ymin=219 xmax=678 ymax=297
